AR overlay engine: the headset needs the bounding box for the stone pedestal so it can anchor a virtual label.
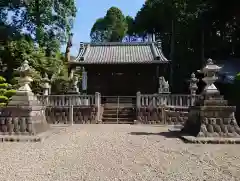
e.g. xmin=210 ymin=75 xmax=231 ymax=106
xmin=182 ymin=96 xmax=240 ymax=138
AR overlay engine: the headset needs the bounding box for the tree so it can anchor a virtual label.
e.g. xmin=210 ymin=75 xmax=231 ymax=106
xmin=132 ymin=0 xmax=240 ymax=93
xmin=0 ymin=0 xmax=77 ymax=94
xmin=90 ymin=18 xmax=109 ymax=42
xmin=90 ymin=7 xmax=128 ymax=42
xmin=6 ymin=0 xmax=77 ymax=56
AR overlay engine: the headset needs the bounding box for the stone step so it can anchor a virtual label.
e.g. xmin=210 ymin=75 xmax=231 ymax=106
xmin=102 ymin=117 xmax=134 ymax=124
xmin=103 ymin=109 xmax=136 ymax=114
xmin=104 ymin=104 xmax=135 ymax=108
xmin=102 ymin=113 xmax=135 ymax=118
xmin=102 ymin=97 xmax=136 ymax=104
xmin=102 ymin=122 xmax=134 ymax=124
xmin=103 ymin=107 xmax=135 ymax=110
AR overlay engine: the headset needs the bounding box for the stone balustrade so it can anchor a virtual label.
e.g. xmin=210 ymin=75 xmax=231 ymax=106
xmin=138 ymin=94 xmax=200 ymax=108
xmin=45 ymin=106 xmax=98 ymax=124
xmin=37 ymin=95 xmax=96 ymax=106
xmin=136 ymin=93 xmax=200 ymax=125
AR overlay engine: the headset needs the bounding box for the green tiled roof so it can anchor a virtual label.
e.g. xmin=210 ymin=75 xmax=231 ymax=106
xmin=69 ymin=42 xmax=169 ymax=64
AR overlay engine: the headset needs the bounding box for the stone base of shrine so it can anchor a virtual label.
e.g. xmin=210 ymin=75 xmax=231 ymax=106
xmin=181 ymin=135 xmax=240 ymax=144
xmin=0 ymin=125 xmax=66 ymax=142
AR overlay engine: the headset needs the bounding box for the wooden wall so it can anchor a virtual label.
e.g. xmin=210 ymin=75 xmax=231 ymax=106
xmin=74 ymin=64 xmax=169 ymax=96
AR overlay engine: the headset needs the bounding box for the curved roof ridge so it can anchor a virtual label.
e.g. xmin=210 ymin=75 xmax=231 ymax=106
xmin=86 ymin=42 xmax=154 ymax=46
xmin=70 ymin=41 xmax=170 ymax=64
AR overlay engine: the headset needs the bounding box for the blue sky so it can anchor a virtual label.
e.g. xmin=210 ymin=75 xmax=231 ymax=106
xmin=69 ymin=0 xmax=145 ymax=56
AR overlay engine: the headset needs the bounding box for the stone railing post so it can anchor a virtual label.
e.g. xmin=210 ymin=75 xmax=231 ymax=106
xmin=189 ymin=72 xmax=199 ymax=106
xmin=152 ymin=94 xmax=157 ymax=107
xmin=95 ymin=92 xmax=101 ymax=123
xmin=42 ymin=73 xmax=51 ymax=105
xmin=69 ymin=105 xmax=74 ymax=125
xmin=136 ymin=91 xmax=141 ymax=109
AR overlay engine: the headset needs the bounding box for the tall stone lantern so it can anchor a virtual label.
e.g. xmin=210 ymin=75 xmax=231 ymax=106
xmin=0 ymin=60 xmax=49 ymax=141
xmin=42 ymin=73 xmax=51 ymax=96
xmin=181 ymin=58 xmax=240 ymax=141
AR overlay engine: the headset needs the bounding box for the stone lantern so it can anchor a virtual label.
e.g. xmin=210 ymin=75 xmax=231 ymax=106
xmin=0 ymin=60 xmax=49 ymax=141
xmin=197 ymin=58 xmax=222 ymax=96
xmin=181 ymin=58 xmax=240 ymax=141
xmin=42 ymin=73 xmax=51 ymax=96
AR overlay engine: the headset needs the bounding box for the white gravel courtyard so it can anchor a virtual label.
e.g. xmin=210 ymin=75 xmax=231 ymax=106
xmin=0 ymin=124 xmax=239 ymax=181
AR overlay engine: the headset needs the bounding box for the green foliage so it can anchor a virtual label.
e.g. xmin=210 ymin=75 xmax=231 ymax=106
xmin=236 ymin=73 xmax=240 ymax=81
xmin=0 ymin=83 xmax=9 ymax=89
xmin=0 ymin=95 xmax=9 ymax=103
xmin=4 ymin=89 xmax=16 ymax=98
xmin=0 ymin=76 xmax=6 ymax=83
xmin=130 ymin=0 xmax=240 ymax=92
xmin=90 ymin=7 xmax=128 ymax=42
xmin=0 ymin=0 xmax=77 ymax=95
xmin=0 ymin=89 xmax=7 ymax=96
xmin=0 ymin=76 xmax=16 ymax=106
xmin=0 ymin=103 xmax=7 ymax=107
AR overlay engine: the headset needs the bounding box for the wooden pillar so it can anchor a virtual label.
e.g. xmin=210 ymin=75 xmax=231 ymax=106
xmin=82 ymin=67 xmax=87 ymax=94
xmin=156 ymin=65 xmax=160 ymax=93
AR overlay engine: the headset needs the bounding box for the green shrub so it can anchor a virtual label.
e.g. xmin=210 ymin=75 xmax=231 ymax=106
xmin=0 ymin=95 xmax=8 ymax=103
xmin=4 ymin=89 xmax=16 ymax=98
xmin=0 ymin=76 xmax=16 ymax=106
xmin=236 ymin=72 xmax=240 ymax=81
xmin=0 ymin=76 xmax=6 ymax=83
xmin=0 ymin=103 xmax=6 ymax=107
xmin=0 ymin=83 xmax=9 ymax=89
xmin=0 ymin=88 xmax=7 ymax=95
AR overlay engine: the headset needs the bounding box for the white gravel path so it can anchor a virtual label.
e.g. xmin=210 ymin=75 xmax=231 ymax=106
xmin=0 ymin=124 xmax=239 ymax=181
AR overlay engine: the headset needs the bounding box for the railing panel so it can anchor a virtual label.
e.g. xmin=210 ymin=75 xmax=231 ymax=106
xmin=37 ymin=95 xmax=96 ymax=107
xmin=140 ymin=94 xmax=201 ymax=108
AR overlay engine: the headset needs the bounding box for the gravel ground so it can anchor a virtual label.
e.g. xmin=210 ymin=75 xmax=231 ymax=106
xmin=0 ymin=124 xmax=239 ymax=181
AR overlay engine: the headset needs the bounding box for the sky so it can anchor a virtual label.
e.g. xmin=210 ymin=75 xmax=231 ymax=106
xmin=69 ymin=0 xmax=145 ymax=56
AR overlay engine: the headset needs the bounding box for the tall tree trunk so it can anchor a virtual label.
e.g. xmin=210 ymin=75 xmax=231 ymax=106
xmin=169 ymin=19 xmax=175 ymax=91
xmin=201 ymin=28 xmax=205 ymax=66
xmin=36 ymin=0 xmax=41 ymax=44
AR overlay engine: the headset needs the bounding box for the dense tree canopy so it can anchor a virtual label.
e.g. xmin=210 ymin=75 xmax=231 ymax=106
xmin=0 ymin=0 xmax=77 ymax=94
xmin=133 ymin=0 xmax=240 ymax=92
xmin=90 ymin=7 xmax=129 ymax=42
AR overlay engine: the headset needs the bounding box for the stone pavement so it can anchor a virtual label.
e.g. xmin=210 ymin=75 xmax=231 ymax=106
xmin=0 ymin=124 xmax=239 ymax=181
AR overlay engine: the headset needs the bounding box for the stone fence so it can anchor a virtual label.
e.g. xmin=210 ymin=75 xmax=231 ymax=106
xmin=37 ymin=93 xmax=101 ymax=124
xmin=34 ymin=92 xmax=201 ymax=125
xmin=136 ymin=93 xmax=201 ymax=125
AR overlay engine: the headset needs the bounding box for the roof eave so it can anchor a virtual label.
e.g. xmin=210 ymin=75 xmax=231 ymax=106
xmin=68 ymin=60 xmax=169 ymax=65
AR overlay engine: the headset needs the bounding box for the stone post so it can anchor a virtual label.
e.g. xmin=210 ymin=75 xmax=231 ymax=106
xmin=189 ymin=72 xmax=199 ymax=106
xmin=136 ymin=91 xmax=141 ymax=109
xmin=69 ymin=105 xmax=74 ymax=125
xmin=95 ymin=92 xmax=101 ymax=123
xmin=134 ymin=91 xmax=141 ymax=124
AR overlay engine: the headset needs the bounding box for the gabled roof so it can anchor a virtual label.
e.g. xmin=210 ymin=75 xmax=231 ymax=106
xmin=69 ymin=42 xmax=170 ymax=65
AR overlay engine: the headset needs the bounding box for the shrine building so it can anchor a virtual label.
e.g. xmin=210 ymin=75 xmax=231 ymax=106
xmin=68 ymin=41 xmax=170 ymax=96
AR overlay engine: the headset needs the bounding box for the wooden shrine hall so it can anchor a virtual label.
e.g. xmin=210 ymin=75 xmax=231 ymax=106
xmin=68 ymin=41 xmax=170 ymax=96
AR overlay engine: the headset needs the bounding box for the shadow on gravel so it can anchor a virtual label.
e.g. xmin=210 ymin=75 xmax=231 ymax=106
xmin=129 ymin=131 xmax=180 ymax=138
